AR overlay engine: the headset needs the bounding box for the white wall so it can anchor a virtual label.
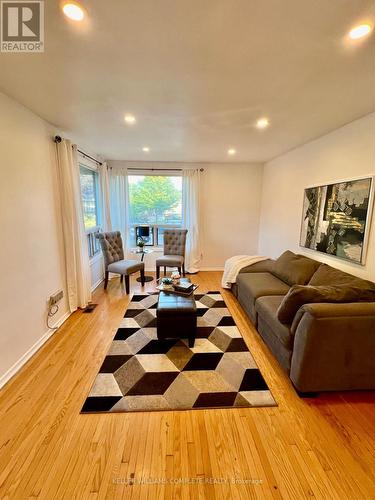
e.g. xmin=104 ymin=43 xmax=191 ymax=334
xmin=259 ymin=112 xmax=375 ymax=282
xmin=200 ymin=163 xmax=263 ymax=268
xmin=0 ymin=92 xmax=69 ymax=387
xmin=108 ymin=161 xmax=264 ymax=270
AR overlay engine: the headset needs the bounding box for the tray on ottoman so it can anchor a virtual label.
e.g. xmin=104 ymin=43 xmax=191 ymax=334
xmin=156 ymin=283 xmax=197 ymax=347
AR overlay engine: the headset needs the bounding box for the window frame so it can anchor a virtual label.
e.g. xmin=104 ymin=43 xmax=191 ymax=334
xmin=79 ymin=162 xmax=101 ymax=259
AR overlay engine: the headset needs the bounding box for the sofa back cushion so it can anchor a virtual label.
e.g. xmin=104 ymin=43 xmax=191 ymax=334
xmin=277 ymin=284 xmax=375 ymax=324
xmin=309 ymin=264 xmax=375 ymax=290
xmin=272 ymin=251 xmax=321 ymax=286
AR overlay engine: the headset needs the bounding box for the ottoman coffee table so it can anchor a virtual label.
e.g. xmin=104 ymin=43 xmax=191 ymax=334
xmin=156 ymin=281 xmax=197 ymax=347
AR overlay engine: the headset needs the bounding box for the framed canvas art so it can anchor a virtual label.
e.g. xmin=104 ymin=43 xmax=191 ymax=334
xmin=300 ymin=176 xmax=374 ymax=265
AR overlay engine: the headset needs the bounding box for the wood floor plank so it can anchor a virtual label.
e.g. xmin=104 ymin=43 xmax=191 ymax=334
xmin=0 ymin=271 xmax=374 ymax=499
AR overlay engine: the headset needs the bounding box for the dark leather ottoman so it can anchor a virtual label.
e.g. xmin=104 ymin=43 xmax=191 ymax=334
xmin=157 ymin=291 xmax=197 ymax=347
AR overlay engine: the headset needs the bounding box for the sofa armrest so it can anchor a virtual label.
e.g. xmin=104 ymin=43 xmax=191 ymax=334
xmin=290 ymin=302 xmax=375 ymax=392
xmin=291 ymin=302 xmax=375 ymax=334
xmin=239 ymin=259 xmax=275 ymax=274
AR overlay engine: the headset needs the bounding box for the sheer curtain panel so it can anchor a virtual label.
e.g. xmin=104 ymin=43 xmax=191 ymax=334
xmin=56 ymin=139 xmax=92 ymax=311
xmin=99 ymin=162 xmax=112 ymax=231
xmin=109 ymin=166 xmax=129 ymax=250
xmin=182 ymin=169 xmax=202 ymax=273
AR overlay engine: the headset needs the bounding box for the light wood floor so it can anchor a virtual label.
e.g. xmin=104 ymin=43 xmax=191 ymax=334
xmin=0 ymin=272 xmax=374 ymax=499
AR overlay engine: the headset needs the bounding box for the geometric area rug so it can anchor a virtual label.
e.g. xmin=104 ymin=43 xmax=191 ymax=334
xmin=81 ymin=291 xmax=277 ymax=413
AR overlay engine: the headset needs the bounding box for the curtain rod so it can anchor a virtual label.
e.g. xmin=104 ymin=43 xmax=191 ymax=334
xmin=54 ymin=136 xmax=103 ymax=166
xmin=127 ymin=167 xmax=204 ymax=172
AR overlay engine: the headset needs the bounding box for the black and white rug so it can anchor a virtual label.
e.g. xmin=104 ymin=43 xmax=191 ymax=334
xmin=81 ymin=292 xmax=276 ymax=413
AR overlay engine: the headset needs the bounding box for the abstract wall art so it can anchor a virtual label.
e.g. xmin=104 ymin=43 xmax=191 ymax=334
xmin=300 ymin=177 xmax=374 ymax=265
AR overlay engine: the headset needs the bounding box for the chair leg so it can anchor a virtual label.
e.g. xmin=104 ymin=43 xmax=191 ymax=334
xmin=182 ymin=263 xmax=186 ymax=276
xmin=125 ymin=275 xmax=130 ymax=294
xmin=156 ymin=266 xmax=160 ymax=280
xmin=140 ymin=269 xmax=145 ymax=286
xmin=104 ymin=271 xmax=109 ymax=290
xmin=164 ymin=266 xmax=167 ymax=276
xmin=178 ymin=267 xmax=182 ymax=276
xmin=120 ymin=274 xmax=124 ymax=283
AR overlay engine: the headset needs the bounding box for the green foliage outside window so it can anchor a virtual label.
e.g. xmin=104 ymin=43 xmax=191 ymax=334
xmin=129 ymin=176 xmax=182 ymax=225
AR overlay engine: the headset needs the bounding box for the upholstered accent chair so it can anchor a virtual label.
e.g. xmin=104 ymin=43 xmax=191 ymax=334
xmin=96 ymin=231 xmax=145 ymax=293
xmin=156 ymin=229 xmax=188 ymax=279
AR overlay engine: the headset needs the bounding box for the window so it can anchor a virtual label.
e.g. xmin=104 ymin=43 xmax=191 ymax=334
xmin=128 ymin=174 xmax=182 ymax=246
xmin=80 ymin=166 xmax=99 ymax=230
xmin=79 ymin=165 xmax=101 ymax=258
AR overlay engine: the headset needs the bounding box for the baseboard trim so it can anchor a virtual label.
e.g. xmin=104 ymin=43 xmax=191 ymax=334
xmin=142 ymin=267 xmax=225 ymax=272
xmin=91 ymin=277 xmax=104 ymax=291
xmin=0 ymin=310 xmax=71 ymax=390
xmin=199 ymin=267 xmax=224 ymax=271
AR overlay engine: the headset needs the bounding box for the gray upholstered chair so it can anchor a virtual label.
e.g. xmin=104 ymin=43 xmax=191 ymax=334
xmin=156 ymin=229 xmax=188 ymax=279
xmin=96 ymin=231 xmax=145 ymax=293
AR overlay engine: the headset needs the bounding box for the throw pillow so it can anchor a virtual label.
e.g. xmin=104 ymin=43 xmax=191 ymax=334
xmin=273 ymin=251 xmax=321 ymax=286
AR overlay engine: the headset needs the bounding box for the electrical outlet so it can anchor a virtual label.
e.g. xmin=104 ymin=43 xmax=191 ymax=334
xmin=49 ymin=290 xmax=64 ymax=306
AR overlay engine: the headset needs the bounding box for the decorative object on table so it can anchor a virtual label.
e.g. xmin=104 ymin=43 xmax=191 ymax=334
xmin=300 ymin=177 xmax=374 ymax=265
xmin=81 ymin=291 xmax=276 ymax=413
xmin=156 ymin=229 xmax=188 ymax=279
xmin=158 ymin=277 xmax=174 ymax=291
xmin=173 ymin=280 xmax=195 ymax=294
xmin=136 ymin=236 xmax=145 ymax=249
xmin=96 ymin=231 xmax=145 ymax=293
xmin=156 ymin=277 xmax=198 ymax=296
xmin=171 ymin=271 xmax=180 ymax=283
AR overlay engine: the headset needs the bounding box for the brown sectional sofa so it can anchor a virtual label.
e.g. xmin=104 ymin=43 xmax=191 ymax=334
xmin=232 ymin=251 xmax=375 ymax=393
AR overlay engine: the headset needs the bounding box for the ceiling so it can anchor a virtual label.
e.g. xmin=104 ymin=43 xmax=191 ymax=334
xmin=1 ymin=0 xmax=375 ymax=162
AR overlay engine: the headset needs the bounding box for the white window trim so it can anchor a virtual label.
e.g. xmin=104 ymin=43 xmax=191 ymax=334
xmin=79 ymin=161 xmax=102 ymax=260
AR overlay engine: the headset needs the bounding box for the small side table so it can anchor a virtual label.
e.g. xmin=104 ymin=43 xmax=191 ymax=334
xmin=131 ymin=248 xmax=154 ymax=282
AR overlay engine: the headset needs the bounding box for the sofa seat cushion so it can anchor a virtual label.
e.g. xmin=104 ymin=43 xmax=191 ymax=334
xmin=236 ymin=272 xmax=290 ymax=299
xmin=255 ymin=296 xmax=293 ymax=349
xmin=273 ymin=250 xmax=321 ymax=286
xmin=156 ymin=255 xmax=184 ymax=266
xmin=107 ymin=259 xmax=144 ymax=275
xmin=236 ymin=272 xmax=290 ymax=324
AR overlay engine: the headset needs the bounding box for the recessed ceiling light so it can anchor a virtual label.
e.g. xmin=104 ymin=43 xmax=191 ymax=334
xmin=62 ymin=3 xmax=85 ymax=21
xmin=227 ymin=148 xmax=236 ymax=156
xmin=349 ymin=24 xmax=372 ymax=40
xmin=124 ymin=114 xmax=136 ymax=124
xmin=142 ymin=146 xmax=150 ymax=152
xmin=256 ymin=117 xmax=269 ymax=129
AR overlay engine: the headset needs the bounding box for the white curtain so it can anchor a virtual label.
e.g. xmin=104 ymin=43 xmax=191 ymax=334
xmin=109 ymin=166 xmax=129 ymax=249
xmin=183 ymin=169 xmax=202 ymax=273
xmin=99 ymin=162 xmax=112 ymax=231
xmin=56 ymin=139 xmax=92 ymax=312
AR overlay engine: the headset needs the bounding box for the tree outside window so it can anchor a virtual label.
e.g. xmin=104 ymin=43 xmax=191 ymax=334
xmin=128 ymin=175 xmax=182 ymax=225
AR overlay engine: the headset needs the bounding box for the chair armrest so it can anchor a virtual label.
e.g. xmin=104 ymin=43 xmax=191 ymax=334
xmin=290 ymin=302 xmax=375 ymax=392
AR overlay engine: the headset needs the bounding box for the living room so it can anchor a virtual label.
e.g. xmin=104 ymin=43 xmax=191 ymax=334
xmin=0 ymin=1 xmax=374 ymax=498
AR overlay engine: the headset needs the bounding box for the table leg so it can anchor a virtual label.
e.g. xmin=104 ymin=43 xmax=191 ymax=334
xmin=136 ymin=251 xmax=154 ymax=283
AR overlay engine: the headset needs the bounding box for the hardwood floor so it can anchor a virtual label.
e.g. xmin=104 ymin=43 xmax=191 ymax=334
xmin=0 ymin=271 xmax=374 ymax=499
